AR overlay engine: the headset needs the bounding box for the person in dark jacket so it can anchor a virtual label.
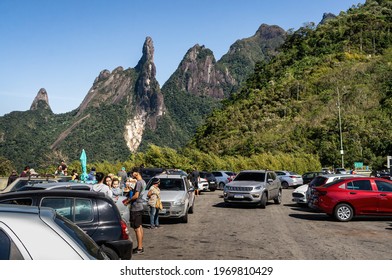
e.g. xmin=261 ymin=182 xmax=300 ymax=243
xmin=7 ymin=170 xmax=19 ymax=186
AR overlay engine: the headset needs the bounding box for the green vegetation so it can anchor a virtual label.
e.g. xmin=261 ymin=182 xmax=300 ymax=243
xmin=191 ymin=0 xmax=392 ymax=170
xmin=2 ymin=1 xmax=391 ymax=174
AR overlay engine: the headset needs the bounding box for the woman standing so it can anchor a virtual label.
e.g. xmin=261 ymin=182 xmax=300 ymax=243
xmin=147 ymin=178 xmax=162 ymax=229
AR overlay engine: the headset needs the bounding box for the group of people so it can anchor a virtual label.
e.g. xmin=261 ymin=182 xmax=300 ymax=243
xmin=6 ymin=165 xmax=39 ymax=186
xmin=89 ymin=166 xmax=160 ymax=255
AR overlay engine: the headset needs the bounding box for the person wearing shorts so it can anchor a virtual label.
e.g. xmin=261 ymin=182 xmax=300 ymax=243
xmin=124 ymin=167 xmax=146 ymax=254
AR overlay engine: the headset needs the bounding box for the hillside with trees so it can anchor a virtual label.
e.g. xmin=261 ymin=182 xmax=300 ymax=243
xmin=190 ymin=0 xmax=392 ymax=170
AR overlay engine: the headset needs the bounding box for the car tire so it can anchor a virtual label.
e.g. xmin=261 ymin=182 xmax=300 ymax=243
xmin=334 ymin=203 xmax=354 ymax=222
xmin=181 ymin=211 xmax=188 ymax=223
xmin=219 ymin=182 xmax=225 ymax=190
xmin=260 ymin=192 xmax=267 ymax=209
xmin=281 ymin=181 xmax=289 ymax=189
xmin=102 ymin=245 xmax=119 ymax=260
xmin=274 ymin=189 xmax=282 ymax=204
xmin=188 ymin=203 xmax=194 ymax=214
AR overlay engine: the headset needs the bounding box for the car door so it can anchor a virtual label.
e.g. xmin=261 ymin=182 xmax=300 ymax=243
xmin=345 ymin=179 xmax=378 ymax=214
xmin=267 ymin=172 xmax=279 ymax=198
xmin=40 ymin=197 xmax=98 ymax=237
xmin=374 ymin=179 xmax=392 ymax=214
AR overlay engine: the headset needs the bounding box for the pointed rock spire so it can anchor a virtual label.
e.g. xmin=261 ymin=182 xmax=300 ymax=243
xmin=30 ymin=88 xmax=52 ymax=112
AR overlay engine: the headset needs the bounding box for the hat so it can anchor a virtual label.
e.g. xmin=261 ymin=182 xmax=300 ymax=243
xmin=151 ymin=178 xmax=160 ymax=185
xmin=121 ymin=167 xmax=126 ymax=171
xmin=29 ymin=168 xmax=38 ymax=175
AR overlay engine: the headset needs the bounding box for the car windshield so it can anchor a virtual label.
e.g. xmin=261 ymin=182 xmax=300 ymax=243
xmin=150 ymin=178 xmax=185 ymax=191
xmin=234 ymin=172 xmax=265 ymax=182
xmin=54 ymin=213 xmax=107 ymax=259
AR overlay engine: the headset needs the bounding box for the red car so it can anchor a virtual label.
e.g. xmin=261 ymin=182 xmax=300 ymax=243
xmin=311 ymin=177 xmax=392 ymax=222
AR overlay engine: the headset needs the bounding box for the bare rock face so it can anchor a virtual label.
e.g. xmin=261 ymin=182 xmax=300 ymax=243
xmin=73 ymin=36 xmax=165 ymax=152
xmin=125 ymin=37 xmax=165 ymax=152
xmin=175 ymin=44 xmax=235 ymax=99
xmin=30 ymin=88 xmax=52 ymax=111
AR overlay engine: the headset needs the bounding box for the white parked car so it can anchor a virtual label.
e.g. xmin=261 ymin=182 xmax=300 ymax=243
xmin=275 ymin=170 xmax=303 ymax=189
xmin=141 ymin=174 xmax=195 ymax=223
xmin=0 ymin=204 xmax=108 ymax=260
xmin=198 ymin=178 xmax=209 ymax=191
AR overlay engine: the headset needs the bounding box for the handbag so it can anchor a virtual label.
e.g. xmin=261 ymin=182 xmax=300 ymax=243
xmin=155 ymin=197 xmax=163 ymax=210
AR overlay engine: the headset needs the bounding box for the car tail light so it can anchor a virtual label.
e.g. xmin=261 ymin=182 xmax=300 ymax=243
xmin=289 ymin=176 xmax=298 ymax=178
xmin=120 ymin=220 xmax=130 ymax=240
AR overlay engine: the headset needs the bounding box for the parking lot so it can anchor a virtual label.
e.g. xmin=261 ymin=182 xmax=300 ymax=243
xmin=134 ymin=189 xmax=392 ymax=260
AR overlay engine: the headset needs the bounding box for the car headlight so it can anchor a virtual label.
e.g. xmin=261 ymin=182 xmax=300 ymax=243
xmin=255 ymin=186 xmax=263 ymax=190
xmin=173 ymin=200 xmax=185 ymax=206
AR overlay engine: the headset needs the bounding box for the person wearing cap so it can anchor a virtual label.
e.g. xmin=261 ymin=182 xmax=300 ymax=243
xmin=147 ymin=177 xmax=162 ymax=229
xmin=117 ymin=166 xmax=128 ymax=188
xmin=123 ymin=167 xmax=146 ymax=254
xmin=87 ymin=167 xmax=96 ymax=181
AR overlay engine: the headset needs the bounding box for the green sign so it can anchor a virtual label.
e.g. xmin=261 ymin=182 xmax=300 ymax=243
xmin=354 ymin=162 xmax=363 ymax=168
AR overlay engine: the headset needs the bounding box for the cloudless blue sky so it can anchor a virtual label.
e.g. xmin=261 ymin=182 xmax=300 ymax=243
xmin=0 ymin=0 xmax=365 ymax=116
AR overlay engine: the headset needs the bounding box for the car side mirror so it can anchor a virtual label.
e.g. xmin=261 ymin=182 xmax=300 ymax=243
xmin=267 ymin=179 xmax=274 ymax=183
xmin=189 ymin=187 xmax=195 ymax=192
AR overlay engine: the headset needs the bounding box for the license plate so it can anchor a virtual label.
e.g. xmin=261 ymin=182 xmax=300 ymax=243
xmin=234 ymin=194 xmax=244 ymax=199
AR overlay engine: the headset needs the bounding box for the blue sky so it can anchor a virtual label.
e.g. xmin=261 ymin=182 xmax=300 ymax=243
xmin=0 ymin=0 xmax=365 ymax=116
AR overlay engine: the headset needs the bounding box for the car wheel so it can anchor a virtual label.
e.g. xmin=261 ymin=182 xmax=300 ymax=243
xmin=259 ymin=192 xmax=267 ymax=209
xmin=281 ymin=181 xmax=289 ymax=189
xmin=334 ymin=203 xmax=354 ymax=222
xmin=181 ymin=211 xmax=188 ymax=223
xmin=188 ymin=203 xmax=194 ymax=214
xmin=102 ymin=245 xmax=119 ymax=260
xmin=219 ymin=182 xmax=225 ymax=190
xmin=274 ymin=189 xmax=282 ymax=204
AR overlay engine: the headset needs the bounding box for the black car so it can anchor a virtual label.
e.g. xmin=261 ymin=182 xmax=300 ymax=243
xmin=0 ymin=190 xmax=132 ymax=259
xmin=199 ymin=171 xmax=218 ymax=191
xmin=302 ymin=171 xmax=324 ymax=184
xmin=128 ymin=167 xmax=164 ymax=184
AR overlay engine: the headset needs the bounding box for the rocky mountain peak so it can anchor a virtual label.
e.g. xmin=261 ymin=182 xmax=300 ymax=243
xmin=171 ymin=44 xmax=234 ymax=98
xmin=30 ymin=88 xmax=52 ymax=112
xmin=255 ymin=24 xmax=286 ymax=40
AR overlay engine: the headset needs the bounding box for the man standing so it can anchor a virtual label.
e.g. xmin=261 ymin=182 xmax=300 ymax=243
xmin=124 ymin=167 xmax=146 ymax=254
xmin=117 ymin=167 xmax=128 ymax=188
xmin=191 ymin=167 xmax=200 ymax=196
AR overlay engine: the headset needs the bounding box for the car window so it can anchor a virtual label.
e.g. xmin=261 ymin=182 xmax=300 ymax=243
xmin=234 ymin=172 xmax=265 ymax=182
xmin=212 ymin=172 xmax=222 ymax=177
xmin=75 ymin=199 xmax=94 ymax=222
xmin=275 ymin=171 xmax=285 ymax=176
xmin=346 ymin=180 xmax=372 ymax=191
xmin=375 ymin=180 xmax=392 ymax=192
xmin=0 ymin=229 xmax=24 ymax=260
xmin=267 ymin=172 xmax=275 ymax=180
xmin=41 ymin=198 xmax=74 ymax=221
xmin=0 ymin=198 xmax=33 ymax=205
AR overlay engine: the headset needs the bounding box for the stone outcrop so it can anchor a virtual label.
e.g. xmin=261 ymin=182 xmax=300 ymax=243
xmin=30 ymin=88 xmax=52 ymax=112
xmin=173 ymin=44 xmax=235 ymax=99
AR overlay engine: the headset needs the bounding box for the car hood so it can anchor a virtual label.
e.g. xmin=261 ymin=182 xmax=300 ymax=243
xmin=293 ymin=184 xmax=308 ymax=193
xmin=226 ymin=181 xmax=264 ymax=187
xmin=143 ymin=191 xmax=186 ymax=201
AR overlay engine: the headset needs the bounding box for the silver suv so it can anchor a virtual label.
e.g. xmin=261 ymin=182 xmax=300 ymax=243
xmin=223 ymin=170 xmax=282 ymax=208
xmin=142 ymin=174 xmax=195 ymax=223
